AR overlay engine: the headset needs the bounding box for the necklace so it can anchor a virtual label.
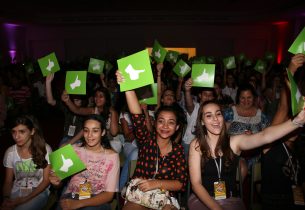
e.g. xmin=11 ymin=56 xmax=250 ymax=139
xmin=160 ymin=141 xmax=172 ymax=158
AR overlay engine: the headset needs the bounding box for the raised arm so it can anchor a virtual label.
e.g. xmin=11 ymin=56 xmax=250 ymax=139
xmin=115 ymin=71 xmax=142 ymax=114
xmin=156 ymin=63 xmax=164 ymax=109
xmin=189 ymin=139 xmax=223 ymax=210
xmin=61 ymin=90 xmax=94 ymax=115
xmin=109 ymin=107 xmax=119 ymax=136
xmin=231 ymin=108 xmax=305 ymax=154
xmin=287 ymin=53 xmax=305 ymax=76
xmin=176 ymin=77 xmax=184 ymax=102
xmin=45 ymin=73 xmax=56 ymax=106
xmin=184 ymin=78 xmax=195 ymax=114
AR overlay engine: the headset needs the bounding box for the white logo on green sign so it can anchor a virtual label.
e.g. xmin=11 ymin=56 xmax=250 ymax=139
xmin=59 ymin=154 xmax=74 ymax=172
xmin=70 ymin=75 xmax=81 ymax=90
xmin=194 ymin=69 xmax=209 ymax=83
xmin=154 ymin=49 xmax=161 ymax=59
xmin=46 ymin=59 xmax=55 ymax=71
xmin=125 ymin=64 xmax=145 ymax=80
xmin=180 ymin=64 xmax=189 ymax=75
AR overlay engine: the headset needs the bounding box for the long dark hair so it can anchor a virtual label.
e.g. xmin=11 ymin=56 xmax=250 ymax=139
xmin=155 ymin=105 xmax=185 ymax=141
xmin=94 ymin=86 xmax=111 ymax=120
xmin=81 ymin=114 xmax=112 ymax=150
xmin=10 ymin=115 xmax=48 ymax=169
xmin=195 ymin=101 xmax=234 ymax=171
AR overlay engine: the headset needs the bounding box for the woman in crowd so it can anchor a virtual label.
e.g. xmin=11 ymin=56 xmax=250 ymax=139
xmin=223 ymin=83 xmax=270 ymax=169
xmin=46 ymin=73 xmax=85 ymax=146
xmin=61 ymin=86 xmax=120 ymax=152
xmin=1 ymin=115 xmax=52 ymax=210
xmin=116 ymin=71 xmax=188 ymax=210
xmin=49 ymin=114 xmax=120 ymax=210
xmin=188 ymin=100 xmax=305 ymax=210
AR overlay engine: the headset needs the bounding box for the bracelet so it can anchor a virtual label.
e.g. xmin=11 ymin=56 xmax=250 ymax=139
xmin=292 ymin=118 xmax=304 ymax=127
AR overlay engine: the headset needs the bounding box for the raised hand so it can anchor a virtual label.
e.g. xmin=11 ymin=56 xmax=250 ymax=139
xmin=115 ymin=70 xmax=125 ymax=84
xmin=288 ymin=53 xmax=305 ymax=75
xmin=46 ymin=73 xmax=55 ymax=83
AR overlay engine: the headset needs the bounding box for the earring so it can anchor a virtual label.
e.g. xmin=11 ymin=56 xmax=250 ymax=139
xmin=201 ymin=122 xmax=204 ymax=126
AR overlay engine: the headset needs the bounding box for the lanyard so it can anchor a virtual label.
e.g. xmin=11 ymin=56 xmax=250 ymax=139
xmin=153 ymin=147 xmax=159 ymax=179
xmin=214 ymin=157 xmax=222 ymax=180
xmin=282 ymin=143 xmax=298 ymax=184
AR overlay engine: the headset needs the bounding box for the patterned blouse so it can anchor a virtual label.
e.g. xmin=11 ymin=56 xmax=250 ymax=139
xmin=223 ymin=106 xmax=270 ymax=135
xmin=131 ymin=114 xmax=188 ymax=193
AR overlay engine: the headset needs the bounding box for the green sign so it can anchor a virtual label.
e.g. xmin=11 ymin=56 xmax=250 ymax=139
xmin=152 ymin=40 xmax=167 ymax=63
xmin=165 ymin=50 xmax=179 ymax=64
xmin=223 ymin=56 xmax=236 ymax=69
xmin=287 ymin=69 xmax=305 ymax=116
xmin=38 ymin=52 xmax=60 ymax=77
xmin=49 ymin=144 xmax=86 ymax=180
xmin=173 ymin=59 xmax=191 ymax=77
xmin=254 ymin=59 xmax=267 ymax=73
xmin=117 ymin=49 xmax=154 ymax=92
xmin=65 ymin=71 xmax=87 ymax=95
xmin=88 ymin=58 xmax=105 ymax=74
xmin=191 ymin=64 xmax=215 ymax=87
xmin=288 ymin=27 xmax=305 ymax=55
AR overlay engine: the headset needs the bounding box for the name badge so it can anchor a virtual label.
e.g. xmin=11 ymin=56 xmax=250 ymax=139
xmin=292 ymin=185 xmax=305 ymax=205
xmin=214 ymin=180 xmax=226 ymax=200
xmin=19 ymin=186 xmax=32 ymax=197
xmin=68 ymin=125 xmax=76 ymax=136
xmin=79 ymin=182 xmax=92 ymax=200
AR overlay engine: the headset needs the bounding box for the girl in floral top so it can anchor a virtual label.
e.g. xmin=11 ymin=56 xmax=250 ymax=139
xmin=116 ymin=71 xmax=187 ymax=210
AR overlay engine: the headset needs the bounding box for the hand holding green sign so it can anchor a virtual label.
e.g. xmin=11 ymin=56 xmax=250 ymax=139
xmin=49 ymin=144 xmax=86 ymax=180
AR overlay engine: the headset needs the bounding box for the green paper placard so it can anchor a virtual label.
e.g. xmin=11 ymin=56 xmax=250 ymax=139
xmin=206 ymin=56 xmax=215 ymax=64
xmin=38 ymin=52 xmax=60 ymax=77
xmin=192 ymin=56 xmax=206 ymax=64
xmin=65 ymin=71 xmax=87 ymax=95
xmin=244 ymin=59 xmax=252 ymax=67
xmin=254 ymin=59 xmax=267 ymax=73
xmin=237 ymin=53 xmax=246 ymax=61
xmin=264 ymin=52 xmax=275 ymax=61
xmin=49 ymin=144 xmax=86 ymax=180
xmin=117 ymin=49 xmax=154 ymax=92
xmin=138 ymin=83 xmax=158 ymax=105
xmin=223 ymin=56 xmax=236 ymax=69
xmin=288 ymin=27 xmax=305 ymax=55
xmin=88 ymin=58 xmax=105 ymax=74
xmin=152 ymin=40 xmax=167 ymax=63
xmin=165 ymin=50 xmax=179 ymax=64
xmin=25 ymin=63 xmax=34 ymax=74
xmin=191 ymin=64 xmax=215 ymax=87
xmin=173 ymin=59 xmax=191 ymax=77
xmin=287 ymin=69 xmax=305 ymax=116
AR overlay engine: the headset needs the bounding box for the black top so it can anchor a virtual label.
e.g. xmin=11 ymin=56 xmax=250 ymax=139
xmin=261 ymin=141 xmax=297 ymax=195
xmin=55 ymin=101 xmax=84 ymax=137
xmin=202 ymin=153 xmax=239 ymax=198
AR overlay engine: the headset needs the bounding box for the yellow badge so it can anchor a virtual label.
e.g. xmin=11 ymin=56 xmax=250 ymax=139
xmin=79 ymin=182 xmax=92 ymax=200
xmin=214 ymin=181 xmax=226 ymax=200
xmin=292 ymin=185 xmax=305 ymax=205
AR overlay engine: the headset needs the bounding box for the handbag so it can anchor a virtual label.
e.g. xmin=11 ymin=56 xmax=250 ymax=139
xmin=122 ymin=147 xmax=180 ymax=209
xmin=123 ymin=178 xmax=171 ymax=209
